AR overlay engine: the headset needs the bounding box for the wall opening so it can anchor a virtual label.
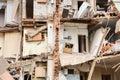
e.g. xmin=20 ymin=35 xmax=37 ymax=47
xmin=0 ymin=9 xmax=5 ymax=27
xmin=102 ymin=74 xmax=111 ymax=80
xmin=96 ymin=0 xmax=108 ymax=12
xmin=78 ymin=35 xmax=86 ymax=53
xmin=68 ymin=69 xmax=74 ymax=74
xmin=78 ymin=1 xmax=83 ymax=10
xmin=24 ymin=74 xmax=31 ymax=80
xmin=26 ymin=0 xmax=33 ymax=18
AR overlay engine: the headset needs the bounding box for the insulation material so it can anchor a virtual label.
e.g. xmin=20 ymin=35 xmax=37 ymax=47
xmin=0 ymin=71 xmax=14 ymax=80
xmin=0 ymin=57 xmax=9 ymax=75
xmin=35 ymin=67 xmax=46 ymax=77
xmin=60 ymin=53 xmax=94 ymax=66
xmin=90 ymin=28 xmax=105 ymax=56
xmin=3 ymin=32 xmax=21 ymax=58
xmin=23 ymin=27 xmax=48 ymax=56
xmin=115 ymin=19 xmax=120 ymax=33
xmin=0 ymin=33 xmax=4 ymax=56
xmin=5 ymin=0 xmax=19 ymax=25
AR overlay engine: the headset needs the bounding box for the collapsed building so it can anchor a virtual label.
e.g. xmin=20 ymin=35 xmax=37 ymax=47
xmin=0 ymin=0 xmax=120 ymax=80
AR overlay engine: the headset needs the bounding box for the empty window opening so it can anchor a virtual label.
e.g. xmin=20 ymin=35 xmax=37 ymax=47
xmin=68 ymin=69 xmax=74 ymax=74
xmin=0 ymin=9 xmax=5 ymax=27
xmin=26 ymin=0 xmax=33 ymax=18
xmin=96 ymin=0 xmax=108 ymax=12
xmin=80 ymin=72 xmax=88 ymax=80
xmin=78 ymin=35 xmax=86 ymax=53
xmin=24 ymin=74 xmax=31 ymax=80
xmin=102 ymin=74 xmax=111 ymax=80
xmin=78 ymin=1 xmax=83 ymax=10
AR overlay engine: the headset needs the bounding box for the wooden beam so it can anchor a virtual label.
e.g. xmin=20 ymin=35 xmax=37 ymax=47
xmin=9 ymin=60 xmax=33 ymax=68
xmin=97 ymin=53 xmax=120 ymax=60
xmin=87 ymin=59 xmax=96 ymax=80
xmin=0 ymin=27 xmax=19 ymax=33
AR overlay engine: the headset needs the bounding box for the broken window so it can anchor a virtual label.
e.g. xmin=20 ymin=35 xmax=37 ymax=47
xmin=26 ymin=0 xmax=33 ymax=18
xmin=78 ymin=35 xmax=86 ymax=53
xmin=102 ymin=74 xmax=111 ymax=80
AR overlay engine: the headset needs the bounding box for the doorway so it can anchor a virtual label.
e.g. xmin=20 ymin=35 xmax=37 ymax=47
xmin=78 ymin=35 xmax=86 ymax=53
xmin=78 ymin=1 xmax=83 ymax=10
xmin=102 ymin=74 xmax=111 ymax=80
xmin=26 ymin=0 xmax=34 ymax=18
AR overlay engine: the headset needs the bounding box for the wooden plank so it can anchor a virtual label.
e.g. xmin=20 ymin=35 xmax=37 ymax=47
xmin=0 ymin=27 xmax=19 ymax=33
xmin=30 ymin=26 xmax=47 ymax=37
xmin=87 ymin=59 xmax=96 ymax=80
xmin=96 ymin=53 xmax=120 ymax=60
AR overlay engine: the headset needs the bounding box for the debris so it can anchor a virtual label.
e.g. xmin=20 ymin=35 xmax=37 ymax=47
xmin=0 ymin=71 xmax=14 ymax=80
xmin=0 ymin=57 xmax=9 ymax=75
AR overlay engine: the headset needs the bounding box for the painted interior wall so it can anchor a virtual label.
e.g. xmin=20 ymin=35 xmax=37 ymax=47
xmin=59 ymin=23 xmax=88 ymax=53
xmin=23 ymin=27 xmax=48 ymax=56
xmin=0 ymin=33 xmax=4 ymax=56
xmin=4 ymin=0 xmax=18 ymax=25
xmin=3 ymin=32 xmax=21 ymax=58
xmin=47 ymin=22 xmax=54 ymax=53
xmin=34 ymin=0 xmax=55 ymax=19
